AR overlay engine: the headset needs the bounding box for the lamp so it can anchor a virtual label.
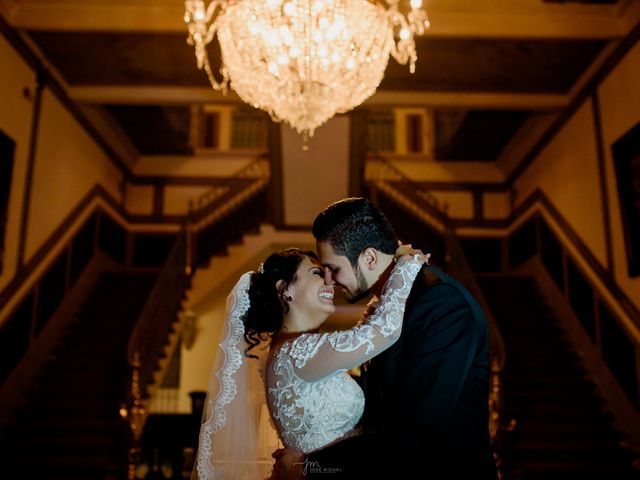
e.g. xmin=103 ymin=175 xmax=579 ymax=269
xmin=185 ymin=0 xmax=429 ymax=140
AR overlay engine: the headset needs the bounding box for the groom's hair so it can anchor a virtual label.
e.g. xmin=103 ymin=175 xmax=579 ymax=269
xmin=312 ymin=197 xmax=398 ymax=267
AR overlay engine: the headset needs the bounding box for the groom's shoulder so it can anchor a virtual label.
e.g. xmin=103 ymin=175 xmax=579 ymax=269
xmin=408 ymin=265 xmax=472 ymax=304
xmin=406 ymin=265 xmax=485 ymax=328
xmin=410 ymin=264 xmax=442 ymax=293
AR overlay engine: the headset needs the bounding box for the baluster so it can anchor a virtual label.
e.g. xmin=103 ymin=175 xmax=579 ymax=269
xmin=120 ymin=351 xmax=146 ymax=480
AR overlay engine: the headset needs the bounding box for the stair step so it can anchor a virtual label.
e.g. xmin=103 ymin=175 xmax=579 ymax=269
xmin=506 ymin=395 xmax=604 ymax=410
xmin=18 ymin=418 xmax=122 ymax=434
xmin=22 ymin=403 xmax=121 ymax=418
xmin=504 ymin=375 xmax=594 ymax=387
xmin=52 ymin=339 xmax=127 ymax=360
xmin=504 ymin=341 xmax=573 ymax=352
xmin=47 ymin=357 xmax=127 ymax=372
xmin=507 ymin=402 xmax=612 ymax=418
xmin=13 ymin=456 xmax=116 ymax=471
xmin=8 ymin=471 xmax=120 ymax=480
xmin=25 ymin=394 xmax=122 ymax=408
xmin=0 ymin=267 xmax=176 ymax=478
xmin=504 ymin=361 xmax=585 ymax=372
xmin=509 ymin=439 xmax=630 ymax=452
xmin=478 ymin=275 xmax=637 ymax=479
xmin=13 ymin=431 xmax=115 ymax=445
xmin=509 ymin=426 xmax=623 ymax=444
xmin=27 ymin=383 xmax=124 ymax=399
xmin=7 ymin=437 xmax=117 ymax=457
xmin=511 ymin=463 xmax=640 ymax=480
xmin=503 ymin=373 xmax=590 ymax=385
xmin=41 ymin=365 xmax=127 ymax=378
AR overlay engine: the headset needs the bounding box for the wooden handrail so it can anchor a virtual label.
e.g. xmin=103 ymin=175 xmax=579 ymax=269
xmin=127 ymin=231 xmax=189 ymax=369
xmin=185 ymin=155 xmax=270 ymax=271
xmin=188 ymin=155 xmax=269 ymax=221
xmin=366 ymin=152 xmax=450 ymax=226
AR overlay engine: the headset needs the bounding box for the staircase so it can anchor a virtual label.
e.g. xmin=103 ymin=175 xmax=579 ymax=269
xmin=185 ymin=224 xmax=314 ymax=311
xmin=478 ymin=276 xmax=639 ymax=480
xmin=0 ymin=271 xmax=157 ymax=480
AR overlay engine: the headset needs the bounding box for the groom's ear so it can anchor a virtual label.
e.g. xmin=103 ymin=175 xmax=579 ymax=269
xmin=359 ymin=247 xmax=379 ymax=271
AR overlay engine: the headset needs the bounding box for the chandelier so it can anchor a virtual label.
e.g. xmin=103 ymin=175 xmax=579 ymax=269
xmin=184 ymin=0 xmax=429 ymax=139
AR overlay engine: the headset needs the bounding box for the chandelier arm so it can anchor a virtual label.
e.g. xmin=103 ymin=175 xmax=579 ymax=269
xmin=204 ymin=1 xmax=222 ymax=24
xmin=185 ymin=0 xmax=229 ymax=92
xmin=386 ymin=10 xmax=409 ymax=64
xmin=204 ymin=21 xmax=219 ymax=45
xmin=202 ymin=55 xmax=229 ymax=93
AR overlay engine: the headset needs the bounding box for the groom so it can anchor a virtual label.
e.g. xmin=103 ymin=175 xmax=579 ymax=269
xmin=273 ymin=197 xmax=498 ymax=479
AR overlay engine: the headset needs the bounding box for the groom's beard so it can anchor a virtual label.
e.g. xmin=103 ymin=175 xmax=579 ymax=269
xmin=345 ymin=264 xmax=370 ymax=304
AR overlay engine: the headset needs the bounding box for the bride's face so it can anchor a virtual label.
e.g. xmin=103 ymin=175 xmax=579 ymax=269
xmin=287 ymin=256 xmax=336 ymax=325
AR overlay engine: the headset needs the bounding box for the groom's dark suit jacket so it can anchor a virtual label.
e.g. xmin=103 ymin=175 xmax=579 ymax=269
xmin=307 ymin=265 xmax=498 ymax=479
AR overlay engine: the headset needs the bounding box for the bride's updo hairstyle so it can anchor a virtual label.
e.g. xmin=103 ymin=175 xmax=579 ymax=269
xmin=244 ymin=248 xmax=318 ymax=357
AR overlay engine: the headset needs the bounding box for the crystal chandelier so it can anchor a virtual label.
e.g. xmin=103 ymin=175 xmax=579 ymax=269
xmin=185 ymin=0 xmax=429 ymax=139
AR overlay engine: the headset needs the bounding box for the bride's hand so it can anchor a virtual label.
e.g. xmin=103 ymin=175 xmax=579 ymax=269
xmin=270 ymin=448 xmax=304 ymax=480
xmin=395 ymin=243 xmax=431 ymax=264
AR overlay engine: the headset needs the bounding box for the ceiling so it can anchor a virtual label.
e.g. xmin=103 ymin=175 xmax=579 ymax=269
xmin=1 ymin=0 xmax=638 ymax=163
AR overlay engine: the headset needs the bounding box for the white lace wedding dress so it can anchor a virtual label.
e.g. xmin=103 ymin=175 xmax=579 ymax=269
xmin=194 ymin=255 xmax=422 ymax=480
xmin=264 ymin=255 xmax=422 ymax=454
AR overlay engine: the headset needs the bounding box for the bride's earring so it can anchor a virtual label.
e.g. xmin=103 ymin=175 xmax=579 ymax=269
xmin=284 ymin=291 xmax=293 ymax=302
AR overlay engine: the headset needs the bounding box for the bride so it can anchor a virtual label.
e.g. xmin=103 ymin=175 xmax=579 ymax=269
xmin=193 ymin=245 xmax=427 ymax=479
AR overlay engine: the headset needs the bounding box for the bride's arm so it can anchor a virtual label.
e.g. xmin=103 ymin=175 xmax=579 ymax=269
xmin=283 ymin=252 xmax=425 ymax=382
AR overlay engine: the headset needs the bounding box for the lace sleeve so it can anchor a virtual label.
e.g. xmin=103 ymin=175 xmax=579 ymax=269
xmin=283 ymin=255 xmax=423 ymax=382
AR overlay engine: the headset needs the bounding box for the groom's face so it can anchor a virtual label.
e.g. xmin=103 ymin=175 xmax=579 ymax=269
xmin=317 ymin=241 xmax=370 ymax=303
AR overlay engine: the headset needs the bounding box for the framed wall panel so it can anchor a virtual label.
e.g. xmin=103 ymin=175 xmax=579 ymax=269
xmin=0 ymin=130 xmax=15 ymax=274
xmin=612 ymin=122 xmax=640 ymax=277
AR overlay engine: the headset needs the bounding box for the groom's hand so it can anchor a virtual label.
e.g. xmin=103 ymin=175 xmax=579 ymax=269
xmin=271 ymin=448 xmax=305 ymax=480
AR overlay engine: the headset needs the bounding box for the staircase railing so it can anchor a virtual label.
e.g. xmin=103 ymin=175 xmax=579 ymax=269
xmin=365 ymin=153 xmax=450 ymax=231
xmin=127 ymin=231 xmax=190 ymax=390
xmin=186 ymin=156 xmax=270 ymax=271
xmin=188 ymin=155 xmax=269 ymax=224
xmin=121 ymin=231 xmax=188 ymax=478
xmin=366 ymin=153 xmax=507 ymax=465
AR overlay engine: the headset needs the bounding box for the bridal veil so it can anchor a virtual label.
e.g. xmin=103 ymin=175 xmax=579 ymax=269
xmin=192 ymin=272 xmax=280 ymax=480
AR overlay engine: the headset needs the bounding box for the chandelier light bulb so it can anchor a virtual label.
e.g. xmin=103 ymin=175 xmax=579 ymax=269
xmin=280 ymin=26 xmax=294 ymax=45
xmin=345 ymin=57 xmax=356 ymax=70
xmin=289 ymin=45 xmax=301 ymax=58
xmin=283 ymin=2 xmax=295 ymax=16
xmin=185 ymin=0 xmax=430 ymax=138
xmin=268 ymin=61 xmax=280 ymax=76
